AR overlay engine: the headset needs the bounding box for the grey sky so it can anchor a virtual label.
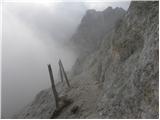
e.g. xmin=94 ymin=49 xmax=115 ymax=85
xmin=2 ymin=1 xmax=130 ymax=118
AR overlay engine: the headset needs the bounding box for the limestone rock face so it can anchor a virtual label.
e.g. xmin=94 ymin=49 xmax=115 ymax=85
xmin=71 ymin=7 xmax=125 ymax=57
xmin=71 ymin=7 xmax=125 ymax=75
xmin=14 ymin=1 xmax=158 ymax=119
xmin=95 ymin=1 xmax=159 ymax=118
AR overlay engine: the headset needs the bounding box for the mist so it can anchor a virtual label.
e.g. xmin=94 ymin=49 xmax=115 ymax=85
xmin=2 ymin=1 xmax=130 ymax=118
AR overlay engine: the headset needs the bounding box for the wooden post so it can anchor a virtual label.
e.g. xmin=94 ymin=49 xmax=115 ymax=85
xmin=58 ymin=61 xmax=64 ymax=83
xmin=59 ymin=60 xmax=71 ymax=88
xmin=48 ymin=64 xmax=59 ymax=109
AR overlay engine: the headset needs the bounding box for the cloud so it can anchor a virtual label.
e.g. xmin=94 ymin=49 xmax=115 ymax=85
xmin=2 ymin=2 xmax=84 ymax=117
xmin=5 ymin=2 xmax=87 ymax=43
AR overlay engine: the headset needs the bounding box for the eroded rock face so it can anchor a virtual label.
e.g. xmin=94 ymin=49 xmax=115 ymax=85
xmin=92 ymin=1 xmax=159 ymax=118
xmin=71 ymin=7 xmax=126 ymax=76
xmin=14 ymin=1 xmax=159 ymax=119
xmin=70 ymin=1 xmax=158 ymax=118
xmin=71 ymin=7 xmax=125 ymax=57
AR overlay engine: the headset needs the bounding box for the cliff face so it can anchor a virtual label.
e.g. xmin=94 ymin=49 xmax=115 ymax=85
xmin=14 ymin=1 xmax=159 ymax=119
xmin=93 ymin=1 xmax=159 ymax=118
xmin=71 ymin=7 xmax=125 ymax=75
xmin=71 ymin=7 xmax=125 ymax=56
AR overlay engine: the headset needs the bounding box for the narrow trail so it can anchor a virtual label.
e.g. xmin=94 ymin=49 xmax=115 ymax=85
xmin=54 ymin=72 xmax=103 ymax=119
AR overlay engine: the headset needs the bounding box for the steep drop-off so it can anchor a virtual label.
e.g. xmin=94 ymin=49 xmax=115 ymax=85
xmin=14 ymin=1 xmax=158 ymax=119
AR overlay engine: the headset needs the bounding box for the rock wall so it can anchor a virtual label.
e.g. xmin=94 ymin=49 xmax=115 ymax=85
xmin=81 ymin=1 xmax=159 ymax=118
xmin=71 ymin=7 xmax=125 ymax=56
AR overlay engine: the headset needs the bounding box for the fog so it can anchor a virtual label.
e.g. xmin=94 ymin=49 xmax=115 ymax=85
xmin=2 ymin=1 xmax=130 ymax=118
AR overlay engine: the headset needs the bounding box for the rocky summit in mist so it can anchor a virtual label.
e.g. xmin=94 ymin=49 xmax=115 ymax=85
xmin=13 ymin=1 xmax=158 ymax=119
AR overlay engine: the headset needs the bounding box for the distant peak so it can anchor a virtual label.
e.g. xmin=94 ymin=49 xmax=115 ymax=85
xmin=103 ymin=6 xmax=113 ymax=12
xmin=107 ymin=6 xmax=113 ymax=10
xmin=103 ymin=6 xmax=125 ymax=13
xmin=115 ymin=7 xmax=125 ymax=11
xmin=86 ymin=9 xmax=97 ymax=15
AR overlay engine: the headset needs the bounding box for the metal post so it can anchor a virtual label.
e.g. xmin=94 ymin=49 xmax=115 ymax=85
xmin=48 ymin=64 xmax=59 ymax=108
xmin=59 ymin=60 xmax=71 ymax=88
xmin=58 ymin=61 xmax=64 ymax=83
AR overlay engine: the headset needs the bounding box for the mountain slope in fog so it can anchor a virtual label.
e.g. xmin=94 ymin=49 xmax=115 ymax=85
xmin=14 ymin=1 xmax=158 ymax=119
xmin=71 ymin=7 xmax=125 ymax=56
xmin=71 ymin=7 xmax=125 ymax=75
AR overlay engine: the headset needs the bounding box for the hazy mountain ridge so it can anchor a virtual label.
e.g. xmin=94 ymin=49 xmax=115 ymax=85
xmin=71 ymin=7 xmax=125 ymax=56
xmin=71 ymin=7 xmax=125 ymax=75
xmin=14 ymin=1 xmax=159 ymax=119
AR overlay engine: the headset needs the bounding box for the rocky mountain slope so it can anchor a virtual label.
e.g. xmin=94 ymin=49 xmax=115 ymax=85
xmin=71 ymin=7 xmax=125 ymax=75
xmin=14 ymin=1 xmax=159 ymax=119
xmin=71 ymin=7 xmax=125 ymax=56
